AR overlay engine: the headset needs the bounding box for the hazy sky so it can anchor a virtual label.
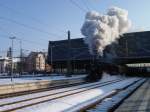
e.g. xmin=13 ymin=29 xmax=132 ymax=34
xmin=0 ymin=0 xmax=149 ymax=57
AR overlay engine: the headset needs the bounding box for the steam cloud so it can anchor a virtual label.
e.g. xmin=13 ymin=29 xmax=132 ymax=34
xmin=81 ymin=6 xmax=131 ymax=56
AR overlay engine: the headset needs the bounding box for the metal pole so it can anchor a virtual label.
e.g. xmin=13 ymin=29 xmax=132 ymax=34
xmin=9 ymin=37 xmax=16 ymax=82
xmin=11 ymin=38 xmax=14 ymax=81
xmin=67 ymin=30 xmax=71 ymax=76
xmin=20 ymin=39 xmax=22 ymax=75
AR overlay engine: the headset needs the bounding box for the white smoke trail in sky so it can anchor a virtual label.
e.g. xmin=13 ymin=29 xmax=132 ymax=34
xmin=81 ymin=6 xmax=131 ymax=56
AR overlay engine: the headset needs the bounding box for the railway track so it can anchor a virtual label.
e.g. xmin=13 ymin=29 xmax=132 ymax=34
xmin=0 ymin=79 xmax=123 ymax=112
xmin=84 ymin=78 xmax=146 ymax=112
xmin=114 ymin=79 xmax=148 ymax=112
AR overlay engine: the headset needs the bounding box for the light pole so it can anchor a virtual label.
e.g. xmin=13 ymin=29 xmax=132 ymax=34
xmin=9 ymin=36 xmax=16 ymax=82
xmin=67 ymin=30 xmax=72 ymax=76
xmin=19 ymin=39 xmax=23 ymax=76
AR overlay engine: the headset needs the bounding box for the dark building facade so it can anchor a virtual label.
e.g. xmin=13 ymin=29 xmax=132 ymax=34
xmin=47 ymin=31 xmax=150 ymax=74
xmin=117 ymin=31 xmax=150 ymax=57
xmin=48 ymin=38 xmax=94 ymax=74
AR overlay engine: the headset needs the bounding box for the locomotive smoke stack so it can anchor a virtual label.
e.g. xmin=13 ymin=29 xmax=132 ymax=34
xmin=81 ymin=6 xmax=131 ymax=56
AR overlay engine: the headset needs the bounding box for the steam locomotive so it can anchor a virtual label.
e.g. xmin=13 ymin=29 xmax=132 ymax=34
xmin=85 ymin=61 xmax=121 ymax=82
xmin=85 ymin=60 xmax=148 ymax=82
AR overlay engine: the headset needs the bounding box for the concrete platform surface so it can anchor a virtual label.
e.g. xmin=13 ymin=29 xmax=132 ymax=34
xmin=0 ymin=75 xmax=85 ymax=96
xmin=115 ymin=79 xmax=150 ymax=112
xmin=0 ymin=75 xmax=85 ymax=86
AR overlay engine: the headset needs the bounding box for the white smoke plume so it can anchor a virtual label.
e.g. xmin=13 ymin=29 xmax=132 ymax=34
xmin=81 ymin=6 xmax=131 ymax=56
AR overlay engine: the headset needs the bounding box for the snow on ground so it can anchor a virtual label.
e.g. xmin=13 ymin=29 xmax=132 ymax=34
xmin=15 ymin=78 xmax=140 ymax=112
xmin=101 ymin=72 xmax=122 ymax=81
xmin=87 ymin=79 xmax=145 ymax=112
xmin=0 ymin=74 xmax=121 ymax=106
xmin=0 ymin=74 xmax=86 ymax=85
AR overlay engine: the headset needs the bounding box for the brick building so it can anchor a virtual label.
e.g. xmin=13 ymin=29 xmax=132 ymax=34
xmin=26 ymin=52 xmax=46 ymax=73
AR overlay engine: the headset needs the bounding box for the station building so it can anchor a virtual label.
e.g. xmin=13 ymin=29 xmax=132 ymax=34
xmin=47 ymin=31 xmax=150 ymax=74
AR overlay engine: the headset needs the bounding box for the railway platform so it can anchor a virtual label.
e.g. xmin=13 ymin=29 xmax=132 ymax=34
xmin=0 ymin=75 xmax=85 ymax=98
xmin=115 ymin=79 xmax=150 ymax=112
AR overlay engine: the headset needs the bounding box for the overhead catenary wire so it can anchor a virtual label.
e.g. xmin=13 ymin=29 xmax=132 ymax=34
xmin=80 ymin=0 xmax=91 ymax=11
xmin=0 ymin=49 xmax=44 ymax=57
xmin=86 ymin=0 xmax=96 ymax=10
xmin=0 ymin=26 xmax=49 ymax=42
xmin=0 ymin=16 xmax=62 ymax=39
xmin=69 ymin=0 xmax=88 ymax=12
xmin=0 ymin=3 xmax=48 ymax=28
xmin=0 ymin=32 xmax=86 ymax=49
xmin=0 ymin=34 xmax=47 ymax=48
xmin=0 ymin=3 xmax=66 ymax=35
xmin=0 ymin=2 xmax=88 ymax=43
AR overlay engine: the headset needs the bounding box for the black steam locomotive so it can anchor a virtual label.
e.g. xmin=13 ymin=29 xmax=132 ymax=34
xmin=85 ymin=60 xmax=148 ymax=82
xmin=85 ymin=61 xmax=121 ymax=82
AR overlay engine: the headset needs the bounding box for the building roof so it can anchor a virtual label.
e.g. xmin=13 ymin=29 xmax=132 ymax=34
xmin=28 ymin=52 xmax=47 ymax=58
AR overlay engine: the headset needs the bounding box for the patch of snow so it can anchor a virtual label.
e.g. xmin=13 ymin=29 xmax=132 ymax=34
xmin=101 ymin=72 xmax=121 ymax=81
xmin=0 ymin=76 xmax=121 ymax=106
xmin=15 ymin=78 xmax=140 ymax=112
xmin=86 ymin=79 xmax=145 ymax=112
